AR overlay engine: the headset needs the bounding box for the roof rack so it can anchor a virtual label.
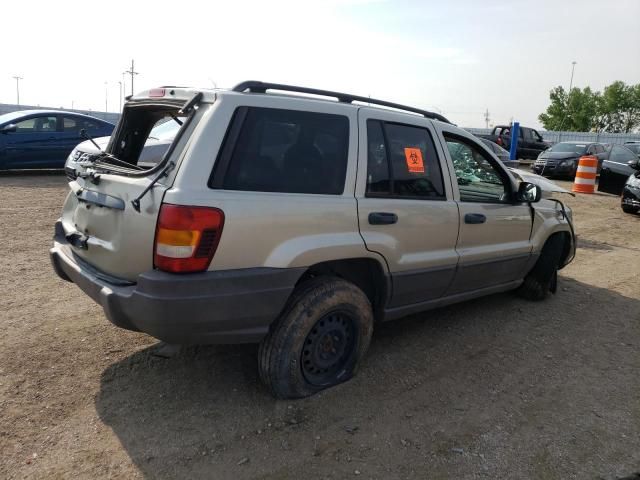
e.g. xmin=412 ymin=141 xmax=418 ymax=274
xmin=232 ymin=81 xmax=451 ymax=124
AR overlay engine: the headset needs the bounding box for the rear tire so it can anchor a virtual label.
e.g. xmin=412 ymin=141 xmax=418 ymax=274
xmin=622 ymin=205 xmax=639 ymax=214
xmin=258 ymin=277 xmax=373 ymax=399
xmin=517 ymin=234 xmax=564 ymax=301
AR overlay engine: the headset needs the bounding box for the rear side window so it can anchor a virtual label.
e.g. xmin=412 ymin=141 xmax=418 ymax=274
xmin=366 ymin=120 xmax=445 ymax=199
xmin=63 ymin=116 xmax=79 ymax=132
xmin=610 ymin=145 xmax=637 ymax=163
xmin=217 ymin=108 xmax=349 ymax=195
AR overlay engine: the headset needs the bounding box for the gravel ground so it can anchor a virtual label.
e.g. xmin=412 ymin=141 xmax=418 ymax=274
xmin=0 ymin=172 xmax=639 ymax=480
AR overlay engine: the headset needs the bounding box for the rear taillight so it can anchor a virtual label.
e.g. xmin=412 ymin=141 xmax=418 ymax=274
xmin=154 ymin=204 xmax=225 ymax=273
xmin=497 ymin=137 xmax=503 ymax=146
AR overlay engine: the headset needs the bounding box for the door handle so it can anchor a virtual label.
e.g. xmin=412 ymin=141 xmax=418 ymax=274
xmin=368 ymin=212 xmax=398 ymax=225
xmin=464 ymin=213 xmax=486 ymax=224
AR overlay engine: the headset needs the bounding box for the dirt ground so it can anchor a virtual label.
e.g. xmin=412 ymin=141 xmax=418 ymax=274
xmin=0 ymin=172 xmax=639 ymax=480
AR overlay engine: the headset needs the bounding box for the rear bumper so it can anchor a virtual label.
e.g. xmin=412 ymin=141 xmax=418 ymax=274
xmin=50 ymin=232 xmax=304 ymax=344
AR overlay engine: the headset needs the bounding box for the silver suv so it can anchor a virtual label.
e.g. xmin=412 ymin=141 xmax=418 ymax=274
xmin=51 ymin=81 xmax=575 ymax=398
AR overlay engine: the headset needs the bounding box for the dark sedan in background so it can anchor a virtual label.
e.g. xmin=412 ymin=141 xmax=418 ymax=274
xmin=624 ymin=141 xmax=640 ymax=158
xmin=0 ymin=110 xmax=114 ymax=170
xmin=598 ymin=144 xmax=640 ymax=214
xmin=532 ymin=141 xmax=608 ymax=178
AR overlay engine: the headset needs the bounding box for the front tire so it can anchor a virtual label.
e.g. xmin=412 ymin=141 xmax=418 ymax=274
xmin=517 ymin=234 xmax=564 ymax=301
xmin=622 ymin=205 xmax=639 ymax=214
xmin=258 ymin=277 xmax=374 ymax=399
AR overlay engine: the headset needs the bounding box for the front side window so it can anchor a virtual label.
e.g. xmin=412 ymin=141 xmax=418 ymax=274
xmin=445 ymin=135 xmax=509 ymax=203
xmin=365 ymin=120 xmax=445 ymax=199
xmin=220 ymin=108 xmax=349 ymax=195
xmin=14 ymin=116 xmax=57 ymax=133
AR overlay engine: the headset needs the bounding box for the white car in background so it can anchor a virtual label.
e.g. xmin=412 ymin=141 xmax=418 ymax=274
xmin=65 ymin=117 xmax=184 ymax=175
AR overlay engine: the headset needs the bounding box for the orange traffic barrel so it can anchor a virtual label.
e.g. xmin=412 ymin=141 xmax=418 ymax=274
xmin=572 ymin=155 xmax=598 ymax=193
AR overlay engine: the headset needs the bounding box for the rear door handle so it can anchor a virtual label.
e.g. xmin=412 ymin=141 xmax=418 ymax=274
xmin=368 ymin=212 xmax=398 ymax=225
xmin=464 ymin=213 xmax=486 ymax=224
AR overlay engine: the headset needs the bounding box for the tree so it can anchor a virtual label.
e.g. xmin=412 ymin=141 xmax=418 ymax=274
xmin=597 ymin=81 xmax=640 ymax=133
xmin=538 ymin=81 xmax=640 ymax=132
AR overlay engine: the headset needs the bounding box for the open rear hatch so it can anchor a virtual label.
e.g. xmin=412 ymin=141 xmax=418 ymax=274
xmin=59 ymin=91 xmax=203 ymax=281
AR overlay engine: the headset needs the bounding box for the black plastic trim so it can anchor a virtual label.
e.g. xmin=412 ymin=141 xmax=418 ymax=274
xmin=208 ymin=107 xmax=249 ymax=188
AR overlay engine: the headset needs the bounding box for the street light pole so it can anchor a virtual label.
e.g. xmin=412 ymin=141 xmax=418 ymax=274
xmin=568 ymin=61 xmax=577 ymax=93
xmin=559 ymin=61 xmax=577 ymax=131
xmin=12 ymin=76 xmax=23 ymax=105
xmin=117 ymin=81 xmax=123 ymax=111
xmin=104 ymin=82 xmax=109 ymax=113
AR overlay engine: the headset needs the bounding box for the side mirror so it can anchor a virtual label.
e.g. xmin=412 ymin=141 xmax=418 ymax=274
xmin=516 ymin=181 xmax=541 ymax=203
xmin=628 ymin=159 xmax=640 ymax=171
xmin=1 ymin=124 xmax=17 ymax=134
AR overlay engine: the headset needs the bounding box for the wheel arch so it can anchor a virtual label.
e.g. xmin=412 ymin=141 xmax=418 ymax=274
xmin=293 ymin=257 xmax=390 ymax=322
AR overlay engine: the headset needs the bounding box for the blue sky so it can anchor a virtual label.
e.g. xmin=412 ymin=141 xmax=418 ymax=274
xmin=1 ymin=0 xmax=639 ymax=128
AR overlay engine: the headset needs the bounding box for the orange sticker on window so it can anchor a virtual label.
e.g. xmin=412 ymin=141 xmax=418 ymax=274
xmin=404 ymin=148 xmax=425 ymax=173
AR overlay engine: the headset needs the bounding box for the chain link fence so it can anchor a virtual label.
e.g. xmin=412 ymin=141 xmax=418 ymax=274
xmin=465 ymin=127 xmax=640 ymax=145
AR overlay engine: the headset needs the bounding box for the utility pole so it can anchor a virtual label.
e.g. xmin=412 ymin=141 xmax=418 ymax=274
xmin=123 ymin=59 xmax=139 ymax=96
xmin=484 ymin=108 xmax=490 ymax=129
xmin=12 ymin=76 xmax=23 ymax=105
xmin=104 ymin=82 xmax=109 ymax=113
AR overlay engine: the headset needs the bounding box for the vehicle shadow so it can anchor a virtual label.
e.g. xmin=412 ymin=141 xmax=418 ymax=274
xmin=0 ymin=169 xmax=67 ymax=189
xmin=95 ymin=277 xmax=640 ymax=479
xmin=0 ymin=168 xmax=64 ymax=177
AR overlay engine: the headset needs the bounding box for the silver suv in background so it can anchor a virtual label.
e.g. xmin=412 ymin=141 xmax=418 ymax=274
xmin=51 ymin=82 xmax=575 ymax=398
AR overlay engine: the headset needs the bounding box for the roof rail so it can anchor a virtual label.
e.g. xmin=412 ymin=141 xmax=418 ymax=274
xmin=232 ymin=81 xmax=451 ymax=124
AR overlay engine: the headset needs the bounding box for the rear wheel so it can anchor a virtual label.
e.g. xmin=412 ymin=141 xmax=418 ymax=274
xmin=517 ymin=234 xmax=564 ymax=301
xmin=258 ymin=277 xmax=373 ymax=399
xmin=622 ymin=205 xmax=639 ymax=214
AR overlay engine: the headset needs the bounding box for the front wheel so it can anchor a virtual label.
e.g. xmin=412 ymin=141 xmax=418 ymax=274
xmin=622 ymin=205 xmax=639 ymax=215
xmin=258 ymin=277 xmax=374 ymax=399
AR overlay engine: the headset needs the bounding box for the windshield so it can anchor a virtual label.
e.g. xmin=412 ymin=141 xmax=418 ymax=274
xmin=0 ymin=110 xmax=34 ymax=125
xmin=548 ymin=143 xmax=587 ymax=154
xmin=148 ymin=117 xmax=185 ymax=141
